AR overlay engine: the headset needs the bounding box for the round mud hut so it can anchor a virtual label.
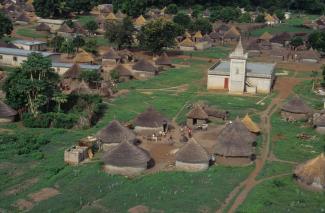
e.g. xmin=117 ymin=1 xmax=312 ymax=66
xmin=186 ymin=105 xmax=209 ymax=128
xmin=155 ymin=52 xmax=173 ymax=68
xmin=213 ymin=118 xmax=256 ymax=159
xmin=97 ymin=120 xmax=136 ymax=151
xmin=294 ymin=153 xmax=325 ymax=190
xmin=0 ymin=101 xmax=17 ymax=123
xmin=281 ymin=97 xmax=311 ymax=122
xmin=176 ymin=138 xmax=210 ymax=172
xmin=133 ymin=107 xmax=169 ymax=135
xmin=102 ymin=141 xmax=152 ymax=176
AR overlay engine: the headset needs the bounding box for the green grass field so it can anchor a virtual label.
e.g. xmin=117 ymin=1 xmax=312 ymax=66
xmin=76 ymin=15 xmax=96 ymax=26
xmin=183 ymin=46 xmax=231 ymax=59
xmin=15 ymin=28 xmax=48 ymax=39
xmin=250 ymin=24 xmax=312 ymax=37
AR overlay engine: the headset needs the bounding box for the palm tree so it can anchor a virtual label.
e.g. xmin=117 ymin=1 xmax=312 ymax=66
xmin=52 ymin=93 xmax=68 ymax=112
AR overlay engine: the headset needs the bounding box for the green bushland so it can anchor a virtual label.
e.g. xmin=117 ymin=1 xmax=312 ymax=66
xmin=16 ymin=27 xmax=48 ymax=39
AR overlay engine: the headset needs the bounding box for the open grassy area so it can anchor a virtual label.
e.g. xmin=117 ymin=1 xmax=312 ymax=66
xmin=76 ymin=15 xmax=96 ymax=26
xmin=250 ymin=24 xmax=312 ymax=37
xmin=183 ymin=46 xmax=231 ymax=59
xmin=294 ymin=80 xmax=324 ymax=109
xmin=15 ymin=27 xmax=48 ymax=39
xmin=256 ymin=161 xmax=294 ymax=180
xmin=237 ymin=176 xmax=325 ymax=213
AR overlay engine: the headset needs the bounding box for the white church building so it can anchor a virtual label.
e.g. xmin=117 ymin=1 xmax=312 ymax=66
xmin=207 ymin=39 xmax=276 ymax=94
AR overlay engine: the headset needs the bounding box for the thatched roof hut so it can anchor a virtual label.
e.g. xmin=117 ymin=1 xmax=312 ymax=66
xmin=35 ymin=23 xmax=51 ymax=32
xmin=102 ymin=48 xmax=120 ymax=61
xmin=223 ymin=27 xmax=241 ymax=40
xmin=155 ymin=52 xmax=172 ymax=66
xmin=73 ymin=50 xmax=95 ymax=63
xmin=63 ymin=63 xmax=81 ymax=79
xmin=180 ymin=37 xmax=195 ymax=47
xmin=71 ymin=80 xmax=92 ymax=95
xmin=193 ymin=31 xmax=203 ymax=40
xmin=58 ymin=23 xmax=74 ymax=34
xmin=97 ymin=120 xmax=136 ymax=144
xmin=106 ymin=12 xmax=117 ymax=21
xmin=176 ymin=138 xmax=209 ymax=171
xmin=133 ymin=59 xmax=157 ymax=73
xmin=16 ymin=13 xmax=30 ymax=23
xmin=242 ymin=114 xmax=260 ymax=133
xmin=114 ymin=64 xmax=133 ymax=78
xmin=259 ymin=32 xmax=273 ymax=41
xmin=214 ymin=118 xmax=256 ymax=157
xmin=281 ymin=97 xmax=311 ymax=121
xmin=294 ymin=153 xmax=325 ymax=189
xmin=0 ymin=101 xmax=17 ymax=122
xmin=102 ymin=141 xmax=151 ymax=175
xmin=134 ymin=107 xmax=168 ymax=128
xmin=134 ymin=15 xmax=146 ymax=27
xmin=187 ymin=105 xmax=209 ymax=120
xmin=270 ymin=32 xmax=292 ymax=45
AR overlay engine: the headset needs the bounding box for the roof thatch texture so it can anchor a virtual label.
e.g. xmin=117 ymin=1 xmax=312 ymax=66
xmin=270 ymin=32 xmax=292 ymax=44
xmin=294 ymin=153 xmax=325 ymax=188
xmin=102 ymin=141 xmax=151 ymax=167
xmin=35 ymin=23 xmax=51 ymax=32
xmin=314 ymin=114 xmax=325 ymax=126
xmin=298 ymin=48 xmax=321 ymax=61
xmin=134 ymin=15 xmax=146 ymax=26
xmin=259 ymin=32 xmax=273 ymax=41
xmin=134 ymin=107 xmax=168 ymax=128
xmin=133 ymin=59 xmax=157 ymax=73
xmin=242 ymin=114 xmax=260 ymax=133
xmin=114 ymin=64 xmax=133 ymax=77
xmin=106 ymin=12 xmax=117 ymax=21
xmin=187 ymin=105 xmax=209 ymax=120
xmin=71 ymin=80 xmax=92 ymax=95
xmin=58 ymin=23 xmax=74 ymax=33
xmin=209 ymin=31 xmax=221 ymax=40
xmin=176 ymin=138 xmax=209 ymax=164
xmin=0 ymin=101 xmax=17 ymax=118
xmin=180 ymin=37 xmax=194 ymax=47
xmin=103 ymin=48 xmax=120 ymax=60
xmin=155 ymin=52 xmax=172 ymax=66
xmin=213 ymin=118 xmax=256 ymax=157
xmin=63 ymin=63 xmax=81 ymax=79
xmin=194 ymin=31 xmax=203 ymax=39
xmin=16 ymin=13 xmax=29 ymax=22
xmin=97 ymin=120 xmax=136 ymax=144
xmin=223 ymin=27 xmax=241 ymax=39
xmin=215 ymin=24 xmax=229 ymax=34
xmin=73 ymin=50 xmax=95 ymax=63
xmin=281 ymin=97 xmax=311 ymax=114
xmin=246 ymin=40 xmax=260 ymax=51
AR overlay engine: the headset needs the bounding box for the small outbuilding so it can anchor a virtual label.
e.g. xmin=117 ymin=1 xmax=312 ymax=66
xmin=242 ymin=114 xmax=260 ymax=134
xmin=102 ymin=48 xmax=121 ymax=64
xmin=281 ymin=97 xmax=311 ymax=122
xmin=102 ymin=141 xmax=152 ymax=176
xmin=155 ymin=52 xmax=173 ymax=68
xmin=12 ymin=39 xmax=47 ymax=51
xmin=35 ymin=23 xmax=51 ymax=32
xmin=132 ymin=58 xmax=158 ymax=80
xmin=73 ymin=50 xmax=95 ymax=64
xmin=97 ymin=120 xmax=136 ymax=151
xmin=113 ymin=64 xmax=133 ymax=82
xmin=313 ymin=113 xmax=325 ymax=134
xmin=294 ymin=153 xmax=325 ymax=190
xmin=0 ymin=101 xmax=17 ymax=123
xmin=179 ymin=37 xmax=195 ymax=51
xmin=186 ymin=105 xmax=209 ymax=127
xmin=176 ymin=138 xmax=210 ymax=172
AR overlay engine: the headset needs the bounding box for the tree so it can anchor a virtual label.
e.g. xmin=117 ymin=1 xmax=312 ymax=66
xmin=50 ymin=35 xmax=65 ymax=52
xmin=83 ymin=38 xmax=98 ymax=54
xmin=73 ymin=35 xmax=85 ymax=52
xmin=52 ymin=93 xmax=68 ymax=112
xmin=173 ymin=13 xmax=192 ymax=29
xmin=166 ymin=3 xmax=178 ymax=14
xmin=238 ymin=13 xmax=252 ymax=23
xmin=80 ymin=70 xmax=101 ymax=84
xmin=3 ymin=53 xmax=60 ymax=116
xmin=84 ymin=20 xmax=98 ymax=35
xmin=275 ymin=10 xmax=285 ymax=21
xmin=60 ymin=39 xmax=76 ymax=56
xmin=105 ymin=16 xmax=136 ymax=49
xmin=213 ymin=7 xmax=241 ymax=22
xmin=255 ymin=14 xmax=266 ymax=23
xmin=290 ymin=36 xmax=304 ymax=49
xmin=33 ymin=0 xmax=71 ymax=18
xmin=308 ymin=31 xmax=325 ymax=52
xmin=0 ymin=13 xmax=13 ymax=39
xmin=67 ymin=0 xmax=92 ymax=14
xmin=190 ymin=18 xmax=212 ymax=34
xmin=114 ymin=0 xmax=148 ymax=18
xmin=138 ymin=19 xmax=179 ymax=53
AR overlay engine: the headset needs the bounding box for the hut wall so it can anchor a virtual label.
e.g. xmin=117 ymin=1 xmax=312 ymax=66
xmin=0 ymin=54 xmax=27 ymax=67
xmin=207 ymin=75 xmax=228 ymax=90
xmin=175 ymin=161 xmax=209 ymax=172
xmin=102 ymin=58 xmax=118 ymax=64
xmin=134 ymin=126 xmax=163 ymax=135
xmin=103 ymin=165 xmax=146 ymax=176
xmin=281 ymin=111 xmax=309 ymax=121
xmin=180 ymin=46 xmax=195 ymax=51
xmin=186 ymin=118 xmax=206 ymax=127
xmin=0 ymin=117 xmax=15 ymax=123
xmin=64 ymin=146 xmax=88 ymax=164
xmin=132 ymin=71 xmax=155 ymax=80
xmin=195 ymin=42 xmax=211 ymax=50
xmin=315 ymin=127 xmax=325 ymax=135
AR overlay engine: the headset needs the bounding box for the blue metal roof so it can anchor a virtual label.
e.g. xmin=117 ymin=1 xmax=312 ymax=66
xmin=0 ymin=47 xmax=57 ymax=57
xmin=52 ymin=62 xmax=101 ymax=70
xmin=13 ymin=39 xmax=47 ymax=46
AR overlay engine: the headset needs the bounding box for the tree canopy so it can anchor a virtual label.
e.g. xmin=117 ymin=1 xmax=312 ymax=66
xmin=0 ymin=12 xmax=13 ymax=39
xmin=308 ymin=31 xmax=325 ymax=52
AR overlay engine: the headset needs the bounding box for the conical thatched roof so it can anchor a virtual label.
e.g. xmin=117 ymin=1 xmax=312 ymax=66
xmin=36 ymin=23 xmax=51 ymax=32
xmin=176 ymin=138 xmax=209 ymax=164
xmin=103 ymin=48 xmax=120 ymax=60
xmin=259 ymin=32 xmax=273 ymax=41
xmin=242 ymin=114 xmax=260 ymax=133
xmin=155 ymin=52 xmax=172 ymax=66
xmin=294 ymin=153 xmax=325 ymax=188
xmin=134 ymin=107 xmax=168 ymax=128
xmin=71 ymin=80 xmax=92 ymax=95
xmin=106 ymin=12 xmax=117 ymax=21
xmin=114 ymin=64 xmax=133 ymax=77
xmin=224 ymin=27 xmax=241 ymax=39
xmin=102 ymin=141 xmax=151 ymax=167
xmin=180 ymin=37 xmax=194 ymax=47
xmin=73 ymin=50 xmax=95 ymax=63
xmin=133 ymin=59 xmax=157 ymax=73
xmin=63 ymin=63 xmax=81 ymax=79
xmin=314 ymin=114 xmax=325 ymax=126
xmin=187 ymin=105 xmax=209 ymax=120
xmin=16 ymin=13 xmax=30 ymax=22
xmin=194 ymin=31 xmax=203 ymax=39
xmin=298 ymin=48 xmax=321 ymax=61
xmin=134 ymin=15 xmax=146 ymax=26
xmin=97 ymin=120 xmax=136 ymax=144
xmin=0 ymin=101 xmax=17 ymax=118
xmin=58 ymin=23 xmax=74 ymax=33
xmin=209 ymin=31 xmax=221 ymax=40
xmin=270 ymin=32 xmax=292 ymax=44
xmin=281 ymin=97 xmax=311 ymax=114
xmin=214 ymin=118 xmax=256 ymax=157
xmin=265 ymin=14 xmax=275 ymax=22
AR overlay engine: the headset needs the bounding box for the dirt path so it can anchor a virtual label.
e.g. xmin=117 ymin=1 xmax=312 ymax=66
xmin=217 ymin=77 xmax=301 ymax=213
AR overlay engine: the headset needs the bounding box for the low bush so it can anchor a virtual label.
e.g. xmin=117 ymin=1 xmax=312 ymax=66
xmin=23 ymin=113 xmax=52 ymax=128
xmin=50 ymin=113 xmax=78 ymax=129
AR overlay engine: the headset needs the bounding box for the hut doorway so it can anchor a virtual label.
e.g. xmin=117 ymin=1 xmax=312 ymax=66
xmin=193 ymin=118 xmax=197 ymax=125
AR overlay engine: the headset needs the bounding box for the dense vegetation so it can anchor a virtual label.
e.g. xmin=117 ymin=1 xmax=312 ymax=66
xmin=0 ymin=12 xmax=13 ymax=39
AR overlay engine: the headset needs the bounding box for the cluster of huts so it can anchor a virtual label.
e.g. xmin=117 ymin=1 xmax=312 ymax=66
xmin=0 ymin=0 xmax=35 ymax=25
xmin=304 ymin=15 xmax=325 ymax=31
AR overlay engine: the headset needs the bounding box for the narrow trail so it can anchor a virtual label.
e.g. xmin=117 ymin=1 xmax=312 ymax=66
xmin=217 ymin=77 xmax=301 ymax=213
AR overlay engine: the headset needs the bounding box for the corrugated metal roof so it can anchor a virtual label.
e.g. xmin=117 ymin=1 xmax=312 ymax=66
xmin=0 ymin=47 xmax=57 ymax=57
xmin=13 ymin=39 xmax=47 ymax=46
xmin=52 ymin=62 xmax=101 ymax=70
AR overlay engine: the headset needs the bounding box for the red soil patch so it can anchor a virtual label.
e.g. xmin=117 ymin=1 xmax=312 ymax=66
xmin=28 ymin=187 xmax=60 ymax=202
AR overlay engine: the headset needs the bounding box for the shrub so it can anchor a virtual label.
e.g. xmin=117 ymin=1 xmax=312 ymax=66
xmin=23 ymin=113 xmax=52 ymax=128
xmin=50 ymin=113 xmax=78 ymax=129
xmin=166 ymin=3 xmax=178 ymax=14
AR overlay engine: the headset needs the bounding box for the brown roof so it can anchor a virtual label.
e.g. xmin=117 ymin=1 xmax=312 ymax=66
xmin=114 ymin=64 xmax=133 ymax=77
xmin=63 ymin=63 xmax=81 ymax=79
xmin=58 ymin=23 xmax=74 ymax=33
xmin=213 ymin=118 xmax=256 ymax=157
xmin=155 ymin=52 xmax=172 ymax=66
xmin=294 ymin=153 xmax=325 ymax=188
xmin=209 ymin=31 xmax=221 ymax=40
xmin=176 ymin=138 xmax=209 ymax=164
xmin=133 ymin=59 xmax=157 ymax=73
xmin=16 ymin=13 xmax=29 ymax=23
xmin=180 ymin=37 xmax=194 ymax=47
xmin=246 ymin=40 xmax=260 ymax=51
xmin=106 ymin=12 xmax=117 ymax=21
xmin=71 ymin=80 xmax=92 ymax=95
xmin=0 ymin=101 xmax=17 ymax=118
xmin=103 ymin=48 xmax=120 ymax=60
xmin=297 ymin=48 xmax=321 ymax=61
xmin=134 ymin=15 xmax=146 ymax=26
xmin=73 ymin=50 xmax=95 ymax=63
xmin=102 ymin=141 xmax=151 ymax=167
xmin=242 ymin=114 xmax=260 ymax=133
xmin=281 ymin=97 xmax=311 ymax=114
xmin=223 ymin=27 xmax=241 ymax=39
xmin=215 ymin=24 xmax=229 ymax=34
xmin=270 ymin=32 xmax=292 ymax=44
xmin=134 ymin=107 xmax=168 ymax=128
xmin=314 ymin=114 xmax=325 ymax=126
xmin=35 ymin=23 xmax=51 ymax=32
xmin=97 ymin=120 xmax=136 ymax=144
xmin=187 ymin=105 xmax=209 ymax=120
xmin=259 ymin=32 xmax=273 ymax=41
xmin=194 ymin=31 xmax=203 ymax=39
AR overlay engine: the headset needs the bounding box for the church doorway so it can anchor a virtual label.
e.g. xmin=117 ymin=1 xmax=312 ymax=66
xmin=224 ymin=78 xmax=229 ymax=89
